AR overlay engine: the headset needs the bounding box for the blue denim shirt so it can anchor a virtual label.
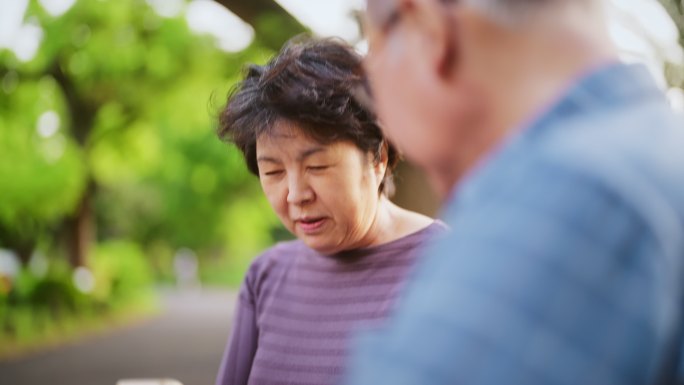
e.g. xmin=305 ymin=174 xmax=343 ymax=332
xmin=344 ymin=63 xmax=684 ymax=385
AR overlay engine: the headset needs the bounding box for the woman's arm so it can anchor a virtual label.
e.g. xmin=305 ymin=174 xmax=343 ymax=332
xmin=215 ymin=281 xmax=259 ymax=385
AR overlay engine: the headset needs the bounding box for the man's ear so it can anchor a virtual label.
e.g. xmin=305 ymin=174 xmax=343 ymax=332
xmin=402 ymin=0 xmax=459 ymax=80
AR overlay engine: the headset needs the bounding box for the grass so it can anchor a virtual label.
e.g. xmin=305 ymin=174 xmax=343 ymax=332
xmin=0 ymin=293 xmax=160 ymax=361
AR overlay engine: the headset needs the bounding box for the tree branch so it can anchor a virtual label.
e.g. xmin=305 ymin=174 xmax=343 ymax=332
xmin=213 ymin=0 xmax=307 ymax=51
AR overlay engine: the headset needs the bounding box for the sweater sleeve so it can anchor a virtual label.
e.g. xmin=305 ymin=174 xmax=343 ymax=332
xmin=215 ymin=275 xmax=259 ymax=385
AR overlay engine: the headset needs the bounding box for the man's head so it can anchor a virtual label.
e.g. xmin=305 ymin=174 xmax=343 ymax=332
xmin=364 ymin=0 xmax=615 ymax=198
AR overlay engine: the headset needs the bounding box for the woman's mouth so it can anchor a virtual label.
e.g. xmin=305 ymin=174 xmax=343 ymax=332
xmin=297 ymin=217 xmax=326 ymax=233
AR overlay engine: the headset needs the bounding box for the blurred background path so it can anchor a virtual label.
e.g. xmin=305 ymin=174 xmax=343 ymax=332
xmin=0 ymin=289 xmax=236 ymax=385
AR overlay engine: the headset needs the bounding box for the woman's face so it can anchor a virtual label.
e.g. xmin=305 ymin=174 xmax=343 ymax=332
xmin=256 ymin=121 xmax=386 ymax=255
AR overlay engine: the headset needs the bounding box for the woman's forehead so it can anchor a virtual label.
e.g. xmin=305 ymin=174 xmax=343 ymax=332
xmin=257 ymin=122 xmax=321 ymax=146
xmin=256 ymin=134 xmax=365 ymax=163
xmin=256 ymin=119 xmax=368 ymax=159
xmin=259 ymin=118 xmax=354 ymax=150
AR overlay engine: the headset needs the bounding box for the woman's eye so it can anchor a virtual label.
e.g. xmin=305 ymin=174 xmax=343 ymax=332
xmin=263 ymin=170 xmax=284 ymax=176
xmin=308 ymin=165 xmax=329 ymax=172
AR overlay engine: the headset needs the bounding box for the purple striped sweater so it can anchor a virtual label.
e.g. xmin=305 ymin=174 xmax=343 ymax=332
xmin=216 ymin=221 xmax=446 ymax=385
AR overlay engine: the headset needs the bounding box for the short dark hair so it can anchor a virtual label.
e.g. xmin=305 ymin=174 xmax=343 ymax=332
xmin=218 ymin=36 xmax=399 ymax=196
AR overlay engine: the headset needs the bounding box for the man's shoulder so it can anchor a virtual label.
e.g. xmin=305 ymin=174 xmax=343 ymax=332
xmin=448 ymin=104 xmax=684 ymax=252
xmin=540 ymin=105 xmax=684 ymax=211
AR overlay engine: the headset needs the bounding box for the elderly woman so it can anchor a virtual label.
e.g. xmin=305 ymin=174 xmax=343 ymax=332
xmin=215 ymin=37 xmax=445 ymax=385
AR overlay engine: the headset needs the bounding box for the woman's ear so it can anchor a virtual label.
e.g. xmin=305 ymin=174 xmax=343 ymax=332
xmin=374 ymin=141 xmax=390 ymax=180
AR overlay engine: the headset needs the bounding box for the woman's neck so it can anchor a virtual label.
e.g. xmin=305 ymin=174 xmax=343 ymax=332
xmin=366 ymin=197 xmax=434 ymax=247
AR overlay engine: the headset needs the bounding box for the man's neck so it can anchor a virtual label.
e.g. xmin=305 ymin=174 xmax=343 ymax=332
xmin=436 ymin=18 xmax=617 ymax=200
xmin=476 ymin=10 xmax=618 ymax=141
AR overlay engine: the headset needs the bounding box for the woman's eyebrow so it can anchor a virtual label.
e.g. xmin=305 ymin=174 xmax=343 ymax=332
xmin=256 ymin=147 xmax=326 ymax=164
xmin=256 ymin=155 xmax=281 ymax=164
xmin=298 ymin=147 xmax=326 ymax=161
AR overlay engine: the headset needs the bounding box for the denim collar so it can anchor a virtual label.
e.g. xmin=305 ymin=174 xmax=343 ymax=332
xmin=446 ymin=62 xmax=664 ymax=210
xmin=526 ymin=62 xmax=665 ymax=139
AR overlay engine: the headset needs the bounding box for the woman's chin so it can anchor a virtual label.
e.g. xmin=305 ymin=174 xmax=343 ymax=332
xmin=302 ymin=237 xmax=340 ymax=255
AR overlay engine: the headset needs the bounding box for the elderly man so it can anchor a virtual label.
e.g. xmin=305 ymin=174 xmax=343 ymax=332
xmin=345 ymin=0 xmax=684 ymax=384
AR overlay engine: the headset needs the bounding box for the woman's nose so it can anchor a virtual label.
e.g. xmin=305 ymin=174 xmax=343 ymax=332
xmin=286 ymin=174 xmax=314 ymax=205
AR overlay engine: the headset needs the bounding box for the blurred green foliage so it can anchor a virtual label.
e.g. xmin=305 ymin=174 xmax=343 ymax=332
xmin=0 ymin=70 xmax=87 ymax=249
xmin=0 ymin=0 xmax=285 ymax=286
xmin=0 ymin=242 xmax=157 ymax=356
xmin=1 ymin=0 xmax=295 ymax=353
xmin=89 ymin=241 xmax=153 ymax=304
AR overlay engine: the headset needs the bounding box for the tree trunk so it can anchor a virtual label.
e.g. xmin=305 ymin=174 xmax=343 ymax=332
xmin=0 ymin=222 xmax=36 ymax=266
xmin=51 ymin=65 xmax=98 ymax=268
xmin=63 ymin=182 xmax=95 ymax=267
xmin=15 ymin=243 xmax=33 ymax=266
